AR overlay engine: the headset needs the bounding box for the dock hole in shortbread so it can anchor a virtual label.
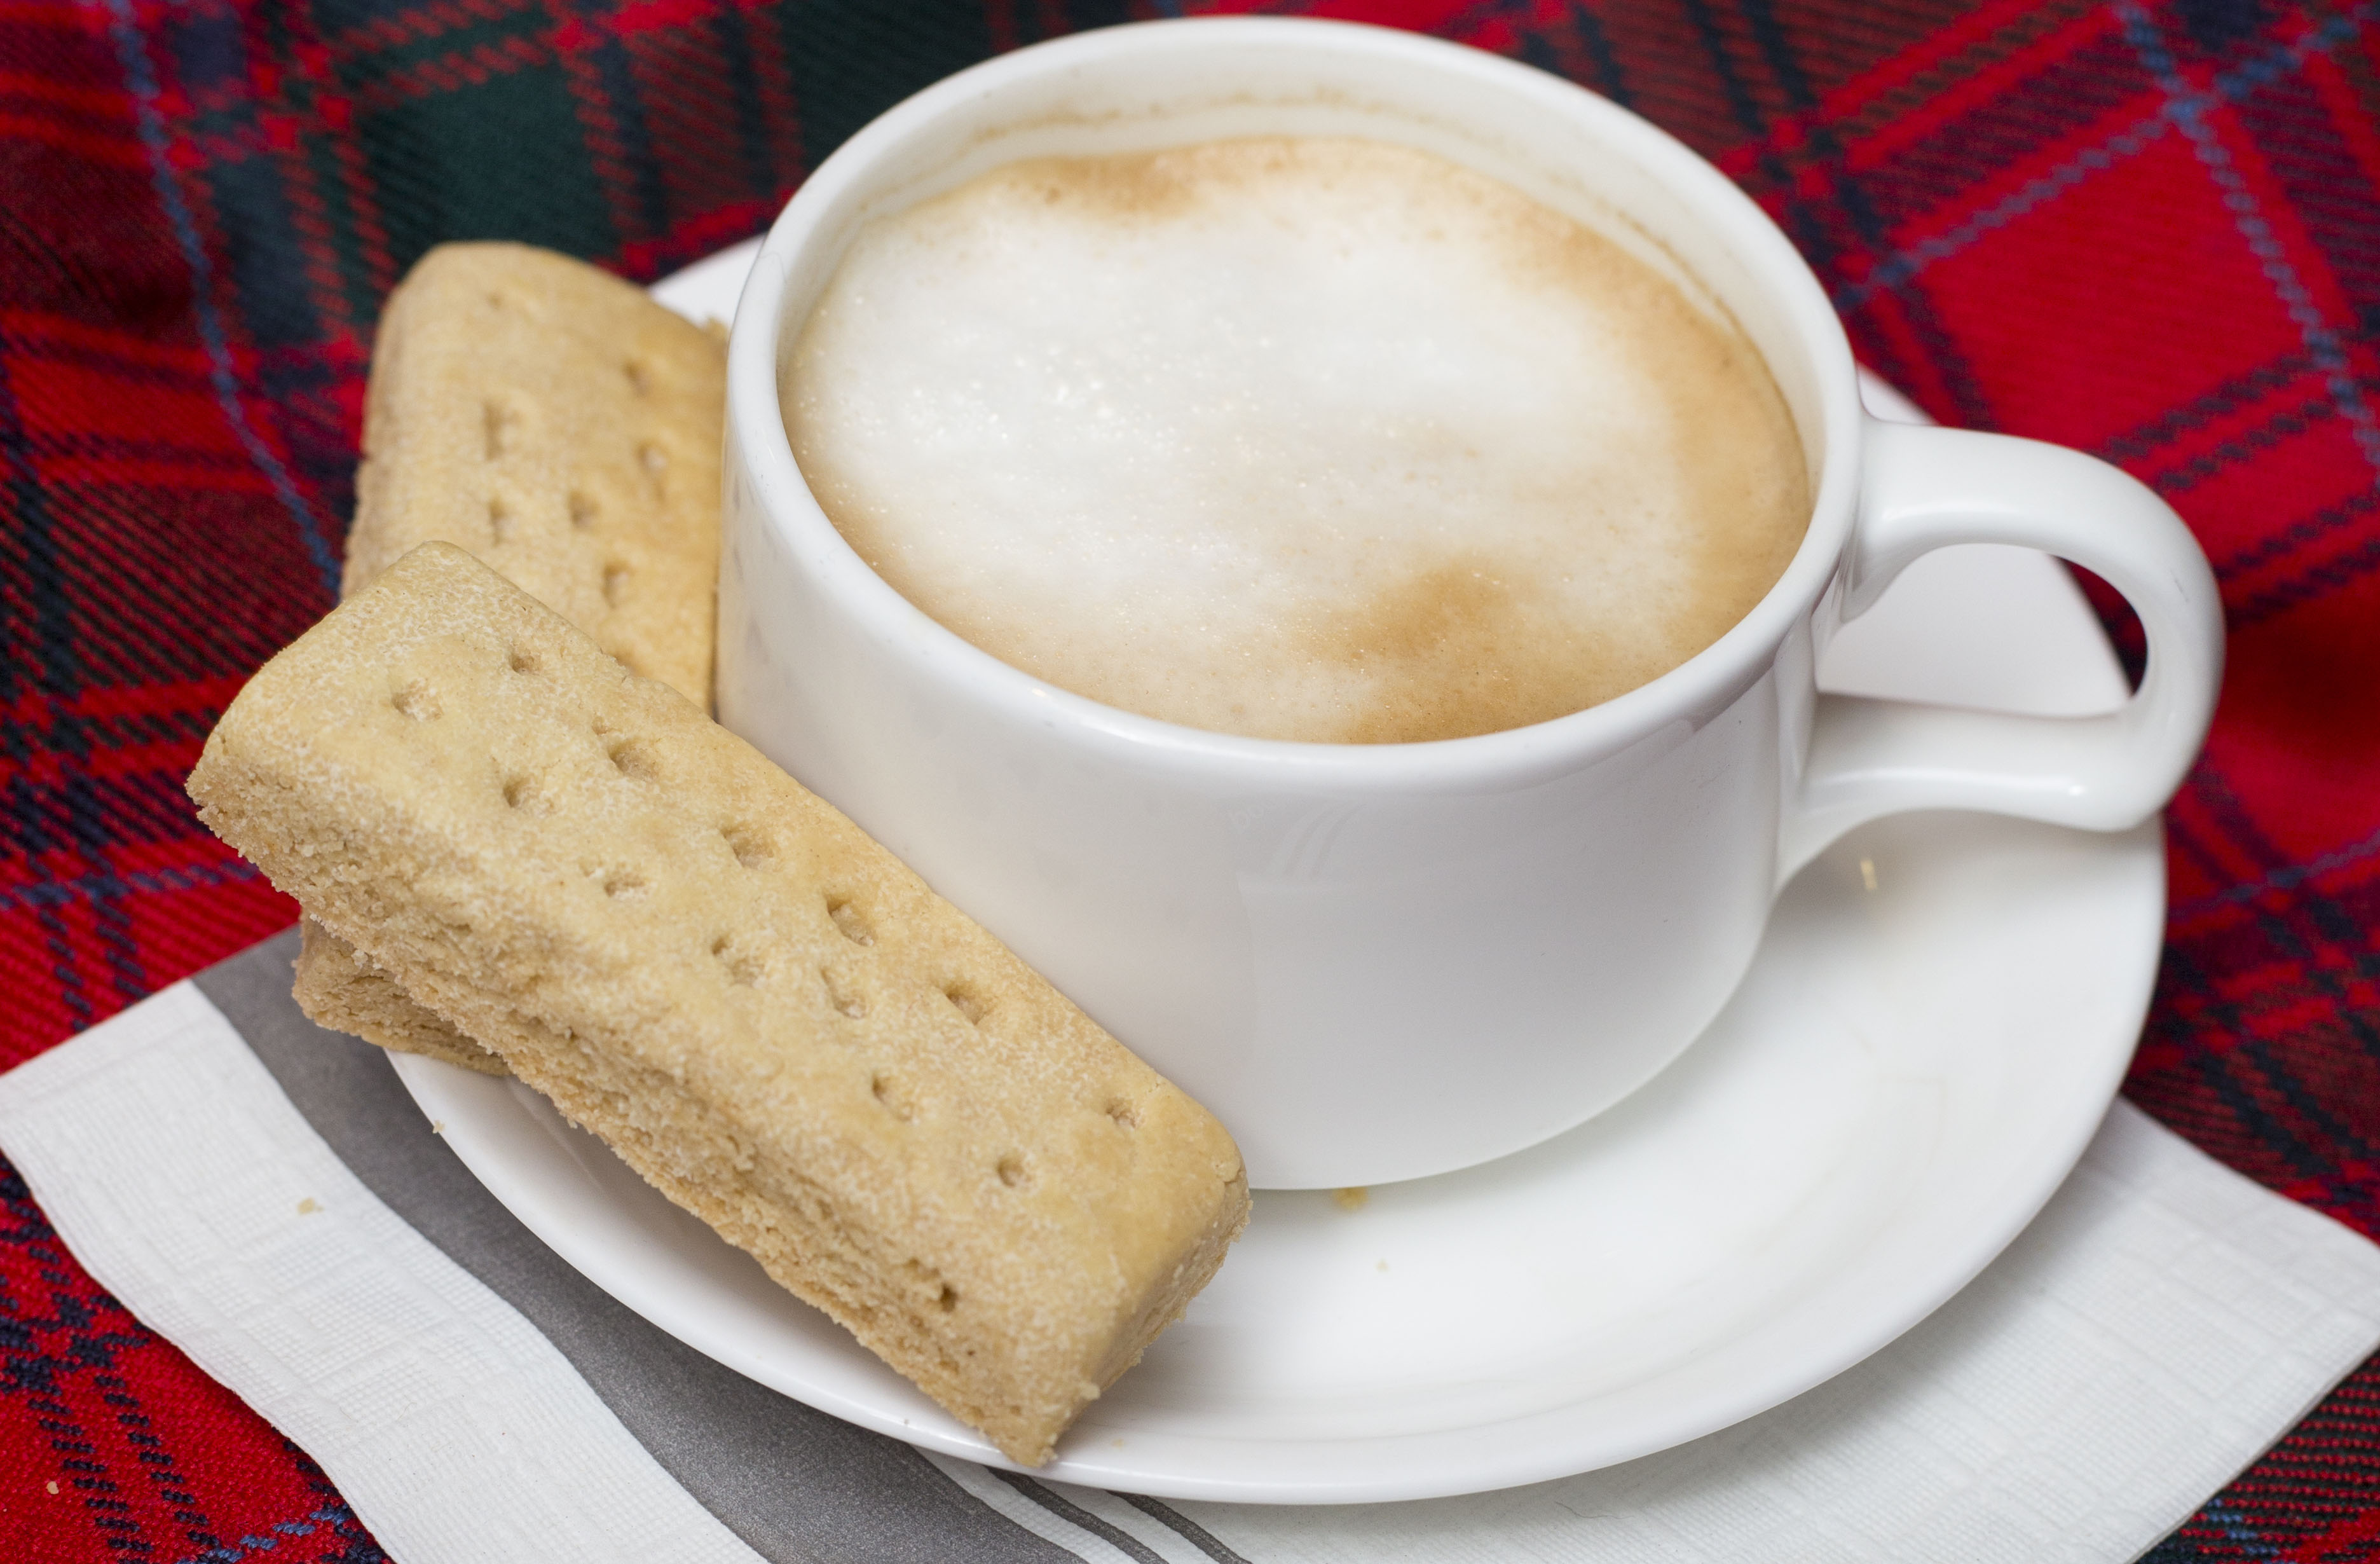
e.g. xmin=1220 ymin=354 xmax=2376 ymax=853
xmin=500 ymin=772 xmax=552 ymax=816
xmin=605 ymin=734 xmax=660 ymax=783
xmin=487 ymin=495 xmax=515 ymax=544
xmin=602 ymin=561 xmax=631 ymax=608
xmin=482 ymin=397 xmax=522 ymax=460
xmin=826 ymin=895 xmax=873 ymax=946
xmin=625 ymin=359 xmax=651 ymax=397
xmin=720 ymin=822 xmax=776 ymax=870
xmin=821 ymin=966 xmax=865 ymax=1017
xmin=903 ymin=1259 xmax=959 ymax=1313
xmin=390 ymin=678 xmax=439 ymax=721
xmin=945 ymin=984 xmax=989 ymax=1026
xmin=996 ymin=1155 xmax=1028 ymax=1188
xmin=1105 ymin=1098 xmax=1140 ymax=1130
xmin=872 ymin=1072 xmax=914 ymax=1120
xmin=710 ymin=933 xmax=765 ymax=987
xmin=568 ymin=490 xmax=599 ymax=531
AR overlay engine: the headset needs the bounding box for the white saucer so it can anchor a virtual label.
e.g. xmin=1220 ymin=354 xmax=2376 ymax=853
xmin=393 ymin=241 xmax=2161 ymax=1504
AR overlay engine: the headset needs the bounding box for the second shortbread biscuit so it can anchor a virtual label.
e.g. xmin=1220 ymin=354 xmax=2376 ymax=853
xmin=347 ymin=242 xmax=723 ymax=703
xmin=294 ymin=920 xmax=505 ymax=1076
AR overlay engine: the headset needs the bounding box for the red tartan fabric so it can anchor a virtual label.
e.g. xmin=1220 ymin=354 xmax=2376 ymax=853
xmin=1 ymin=0 xmax=2377 ymax=1558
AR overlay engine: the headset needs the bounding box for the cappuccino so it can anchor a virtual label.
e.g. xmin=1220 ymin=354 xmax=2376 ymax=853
xmin=783 ymin=137 xmax=1807 ymax=744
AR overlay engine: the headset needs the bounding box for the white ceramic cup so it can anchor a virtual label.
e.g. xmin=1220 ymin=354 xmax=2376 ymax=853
xmin=718 ymin=18 xmax=2223 ymax=1190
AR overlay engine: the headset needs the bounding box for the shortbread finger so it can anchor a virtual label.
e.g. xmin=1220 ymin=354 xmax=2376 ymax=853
xmin=189 ymin=542 xmax=1250 ymax=1467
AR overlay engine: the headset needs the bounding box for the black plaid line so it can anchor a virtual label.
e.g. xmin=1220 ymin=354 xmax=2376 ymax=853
xmin=2100 ymin=346 xmax=2318 ymax=462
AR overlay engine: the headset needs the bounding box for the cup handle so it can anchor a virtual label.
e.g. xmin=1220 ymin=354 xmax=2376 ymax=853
xmin=1778 ymin=416 xmax=2225 ymax=881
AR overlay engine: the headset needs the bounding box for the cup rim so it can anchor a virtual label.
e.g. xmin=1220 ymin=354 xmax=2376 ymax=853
xmin=727 ymin=15 xmax=1863 ymax=790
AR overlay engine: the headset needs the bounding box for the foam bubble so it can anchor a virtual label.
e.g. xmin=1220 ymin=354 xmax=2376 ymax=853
xmin=784 ymin=138 xmax=1808 ymax=744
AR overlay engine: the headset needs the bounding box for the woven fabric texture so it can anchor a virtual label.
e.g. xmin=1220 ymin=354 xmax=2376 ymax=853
xmin=1 ymin=0 xmax=2376 ymax=1558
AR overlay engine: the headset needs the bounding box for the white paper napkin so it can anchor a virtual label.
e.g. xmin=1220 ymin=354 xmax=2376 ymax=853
xmin=0 ymin=983 xmax=764 ymax=1564
xmin=4 ymin=979 xmax=2377 ymax=1564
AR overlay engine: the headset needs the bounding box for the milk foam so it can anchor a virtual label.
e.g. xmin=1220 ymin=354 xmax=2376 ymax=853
xmin=784 ymin=138 xmax=1808 ymax=744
